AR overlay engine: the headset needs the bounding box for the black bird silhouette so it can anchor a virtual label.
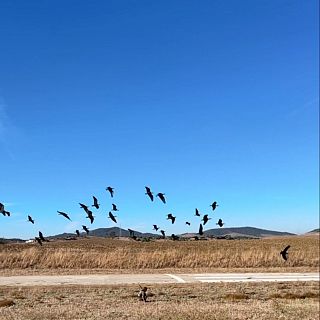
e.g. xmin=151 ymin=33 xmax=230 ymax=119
xmin=210 ymin=201 xmax=218 ymax=211
xmin=92 ymin=196 xmax=99 ymax=209
xmin=202 ymin=214 xmax=211 ymax=225
xmin=35 ymin=237 xmax=42 ymax=246
xmin=106 ymin=186 xmax=114 ymax=197
xmin=185 ymin=221 xmax=191 ymax=226
xmin=171 ymin=234 xmax=179 ymax=241
xmin=166 ymin=213 xmax=176 ymax=224
xmin=79 ymin=203 xmax=90 ymax=213
xmin=195 ymin=208 xmax=200 ymax=216
xmin=280 ymin=245 xmax=291 ymax=261
xmin=39 ymin=231 xmax=46 ymax=242
xmin=156 ymin=193 xmax=166 ymax=204
xmin=2 ymin=210 xmax=10 ymax=216
xmin=153 ymin=224 xmax=159 ymax=231
xmin=0 ymin=203 xmax=4 ymax=213
xmin=82 ymin=225 xmax=89 ymax=234
xmin=76 ymin=230 xmax=80 ymax=237
xmin=216 ymin=218 xmax=224 ymax=227
xmin=108 ymin=211 xmax=117 ymax=223
xmin=112 ymin=204 xmax=118 ymax=211
xmin=199 ymin=223 xmax=204 ymax=236
xmin=27 ymin=215 xmax=34 ymax=224
xmin=86 ymin=210 xmax=95 ymax=224
xmin=57 ymin=211 xmax=71 ymax=221
xmin=145 ymin=186 xmax=154 ymax=201
xmin=160 ymin=230 xmax=166 ymax=238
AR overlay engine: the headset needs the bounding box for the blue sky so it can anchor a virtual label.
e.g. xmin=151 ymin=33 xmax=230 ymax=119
xmin=0 ymin=0 xmax=318 ymax=239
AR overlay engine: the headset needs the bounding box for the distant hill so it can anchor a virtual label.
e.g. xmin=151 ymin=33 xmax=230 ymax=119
xmin=0 ymin=226 xmax=297 ymax=243
xmin=0 ymin=237 xmax=25 ymax=244
xmin=307 ymin=228 xmax=319 ymax=234
xmin=50 ymin=226 xmax=295 ymax=240
xmin=49 ymin=227 xmax=158 ymax=239
xmin=202 ymin=227 xmax=295 ymax=238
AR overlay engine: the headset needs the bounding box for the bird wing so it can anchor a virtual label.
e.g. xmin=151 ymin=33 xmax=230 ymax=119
xmin=58 ymin=211 xmax=71 ymax=220
xmin=199 ymin=224 xmax=203 ymax=235
xmin=283 ymin=245 xmax=291 ymax=253
xmin=109 ymin=212 xmax=117 ymax=223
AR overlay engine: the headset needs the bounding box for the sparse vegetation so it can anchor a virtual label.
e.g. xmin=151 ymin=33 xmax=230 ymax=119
xmin=0 ymin=235 xmax=318 ymax=275
xmin=0 ymin=282 xmax=319 ymax=320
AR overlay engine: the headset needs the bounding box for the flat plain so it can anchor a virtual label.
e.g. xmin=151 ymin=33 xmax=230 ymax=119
xmin=0 ymin=234 xmax=318 ymax=275
xmin=0 ymin=234 xmax=319 ymax=320
xmin=0 ymin=282 xmax=319 ymax=320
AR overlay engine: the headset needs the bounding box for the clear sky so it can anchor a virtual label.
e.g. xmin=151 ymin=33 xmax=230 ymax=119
xmin=0 ymin=0 xmax=318 ymax=239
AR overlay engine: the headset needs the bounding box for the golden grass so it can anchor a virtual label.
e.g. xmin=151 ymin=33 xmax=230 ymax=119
xmin=0 ymin=282 xmax=319 ymax=320
xmin=0 ymin=235 xmax=318 ymax=274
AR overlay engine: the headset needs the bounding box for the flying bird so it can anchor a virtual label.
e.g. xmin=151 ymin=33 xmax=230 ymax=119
xmin=185 ymin=221 xmax=191 ymax=226
xmin=106 ymin=186 xmax=114 ymax=198
xmin=111 ymin=204 xmax=118 ymax=211
xmin=27 ymin=215 xmax=34 ymax=224
xmin=153 ymin=225 xmax=159 ymax=231
xmin=210 ymin=201 xmax=218 ymax=211
xmin=166 ymin=213 xmax=176 ymax=224
xmin=145 ymin=186 xmax=154 ymax=201
xmin=156 ymin=193 xmax=166 ymax=204
xmin=216 ymin=218 xmax=224 ymax=228
xmin=92 ymin=196 xmax=100 ymax=209
xmin=79 ymin=203 xmax=90 ymax=213
xmin=202 ymin=214 xmax=211 ymax=225
xmin=86 ymin=211 xmax=95 ymax=224
xmin=160 ymin=230 xmax=166 ymax=238
xmin=195 ymin=208 xmax=200 ymax=216
xmin=35 ymin=237 xmax=43 ymax=246
xmin=199 ymin=223 xmax=204 ymax=235
xmin=280 ymin=245 xmax=291 ymax=261
xmin=38 ymin=231 xmax=46 ymax=242
xmin=108 ymin=211 xmax=117 ymax=223
xmin=57 ymin=211 xmax=71 ymax=221
xmin=76 ymin=230 xmax=80 ymax=237
xmin=82 ymin=225 xmax=89 ymax=234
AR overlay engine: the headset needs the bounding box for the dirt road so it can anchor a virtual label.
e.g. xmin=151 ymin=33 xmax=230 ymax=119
xmin=0 ymin=273 xmax=318 ymax=286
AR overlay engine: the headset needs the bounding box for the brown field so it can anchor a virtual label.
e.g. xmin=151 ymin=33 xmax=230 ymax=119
xmin=0 ymin=281 xmax=319 ymax=320
xmin=0 ymin=235 xmax=319 ymax=275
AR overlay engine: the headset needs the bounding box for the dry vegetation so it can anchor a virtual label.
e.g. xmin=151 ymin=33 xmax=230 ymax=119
xmin=0 ymin=235 xmax=318 ymax=275
xmin=0 ymin=282 xmax=319 ymax=320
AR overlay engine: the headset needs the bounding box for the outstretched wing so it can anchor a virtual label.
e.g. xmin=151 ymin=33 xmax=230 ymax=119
xmin=199 ymin=223 xmax=203 ymax=235
xmin=283 ymin=245 xmax=291 ymax=253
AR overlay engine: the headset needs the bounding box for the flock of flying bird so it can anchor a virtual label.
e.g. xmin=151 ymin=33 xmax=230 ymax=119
xmin=1 ymin=186 xmax=291 ymax=260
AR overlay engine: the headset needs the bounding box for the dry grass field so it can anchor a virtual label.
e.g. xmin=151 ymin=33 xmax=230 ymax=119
xmin=0 ymin=282 xmax=319 ymax=320
xmin=0 ymin=235 xmax=318 ymax=275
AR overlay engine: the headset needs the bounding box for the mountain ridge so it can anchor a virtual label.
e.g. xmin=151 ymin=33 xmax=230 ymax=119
xmin=1 ymin=226 xmax=297 ymax=242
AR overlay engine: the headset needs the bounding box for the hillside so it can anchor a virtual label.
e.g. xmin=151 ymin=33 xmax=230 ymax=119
xmin=203 ymin=227 xmax=295 ymax=238
xmin=1 ymin=226 xmax=297 ymax=242
xmin=49 ymin=227 xmax=157 ymax=239
xmin=307 ymin=228 xmax=319 ymax=234
xmin=49 ymin=226 xmax=295 ymax=240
